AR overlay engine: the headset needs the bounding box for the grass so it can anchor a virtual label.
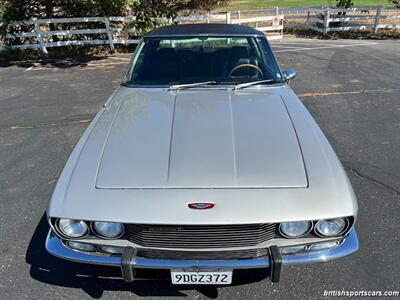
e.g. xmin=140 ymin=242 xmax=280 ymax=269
xmin=220 ymin=0 xmax=391 ymax=11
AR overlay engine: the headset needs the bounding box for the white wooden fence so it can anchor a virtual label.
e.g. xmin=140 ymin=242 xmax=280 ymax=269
xmin=228 ymin=8 xmax=284 ymax=40
xmin=305 ymin=6 xmax=400 ymax=34
xmin=1 ymin=11 xmax=284 ymax=53
xmin=3 ymin=16 xmax=138 ymax=54
xmin=4 ymin=6 xmax=396 ymax=52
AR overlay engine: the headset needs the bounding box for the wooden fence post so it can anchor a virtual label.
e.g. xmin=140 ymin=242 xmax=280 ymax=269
xmin=104 ymin=16 xmax=114 ymax=51
xmin=225 ymin=12 xmax=231 ymax=24
xmin=33 ymin=19 xmax=48 ymax=54
xmin=374 ymin=6 xmax=382 ymax=33
xmin=276 ymin=6 xmax=283 ymax=38
xmin=323 ymin=9 xmax=330 ymax=35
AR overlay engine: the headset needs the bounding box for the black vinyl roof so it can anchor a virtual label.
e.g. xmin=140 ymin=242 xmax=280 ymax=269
xmin=144 ymin=24 xmax=265 ymax=38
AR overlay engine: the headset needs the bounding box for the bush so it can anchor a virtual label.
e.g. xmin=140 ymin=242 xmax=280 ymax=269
xmin=388 ymin=0 xmax=400 ymax=8
xmin=0 ymin=1 xmax=8 ymax=36
xmin=132 ymin=0 xmax=228 ymax=32
xmin=2 ymin=0 xmax=132 ymax=20
xmin=1 ymin=0 xmax=228 ymax=36
xmin=336 ymin=0 xmax=354 ymax=8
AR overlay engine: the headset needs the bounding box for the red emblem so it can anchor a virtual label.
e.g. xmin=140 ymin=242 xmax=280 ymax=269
xmin=188 ymin=203 xmax=215 ymax=209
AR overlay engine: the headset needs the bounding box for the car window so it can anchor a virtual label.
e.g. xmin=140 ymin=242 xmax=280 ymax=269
xmin=126 ymin=36 xmax=282 ymax=85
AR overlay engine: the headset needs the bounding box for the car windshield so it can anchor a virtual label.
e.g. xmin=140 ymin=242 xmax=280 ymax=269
xmin=125 ymin=36 xmax=283 ymax=86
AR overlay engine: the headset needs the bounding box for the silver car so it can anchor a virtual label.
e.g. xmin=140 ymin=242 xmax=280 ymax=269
xmin=46 ymin=24 xmax=358 ymax=285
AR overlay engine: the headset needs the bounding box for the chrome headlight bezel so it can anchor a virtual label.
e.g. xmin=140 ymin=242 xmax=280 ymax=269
xmin=92 ymin=221 xmax=125 ymax=239
xmin=56 ymin=218 xmax=89 ymax=239
xmin=314 ymin=218 xmax=348 ymax=237
xmin=279 ymin=221 xmax=312 ymax=238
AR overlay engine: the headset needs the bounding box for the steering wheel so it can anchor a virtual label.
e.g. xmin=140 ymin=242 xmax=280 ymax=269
xmin=229 ymin=64 xmax=263 ymax=78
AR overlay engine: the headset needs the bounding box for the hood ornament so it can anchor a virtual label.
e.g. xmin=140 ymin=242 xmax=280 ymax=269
xmin=188 ymin=203 xmax=215 ymax=209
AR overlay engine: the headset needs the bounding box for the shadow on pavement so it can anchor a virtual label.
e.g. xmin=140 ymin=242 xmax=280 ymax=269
xmin=26 ymin=214 xmax=269 ymax=298
xmin=0 ymin=56 xmax=107 ymax=69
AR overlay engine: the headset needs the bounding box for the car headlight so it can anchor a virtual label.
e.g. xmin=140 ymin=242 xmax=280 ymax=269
xmin=279 ymin=221 xmax=312 ymax=238
xmin=315 ymin=218 xmax=347 ymax=237
xmin=58 ymin=219 xmax=88 ymax=238
xmin=93 ymin=221 xmax=124 ymax=239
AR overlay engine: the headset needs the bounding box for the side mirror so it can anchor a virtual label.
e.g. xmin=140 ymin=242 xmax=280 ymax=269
xmin=283 ymin=68 xmax=297 ymax=82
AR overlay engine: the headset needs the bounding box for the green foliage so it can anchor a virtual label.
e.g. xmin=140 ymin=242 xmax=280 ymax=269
xmin=0 ymin=0 xmax=227 ymax=36
xmin=0 ymin=1 xmax=5 ymax=18
xmin=388 ymin=0 xmax=400 ymax=8
xmin=1 ymin=0 xmax=132 ymax=22
xmin=336 ymin=0 xmax=354 ymax=8
xmin=1 ymin=0 xmax=226 ymax=22
xmin=131 ymin=0 xmax=228 ymax=32
xmin=0 ymin=1 xmax=8 ymax=36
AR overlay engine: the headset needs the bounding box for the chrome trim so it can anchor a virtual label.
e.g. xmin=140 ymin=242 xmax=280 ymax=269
xmin=45 ymin=228 xmax=359 ymax=270
xmin=124 ymin=223 xmax=277 ymax=249
xmin=282 ymin=68 xmax=297 ymax=82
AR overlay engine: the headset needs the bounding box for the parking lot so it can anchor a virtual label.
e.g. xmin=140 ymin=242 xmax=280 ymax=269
xmin=1 ymin=37 xmax=399 ymax=299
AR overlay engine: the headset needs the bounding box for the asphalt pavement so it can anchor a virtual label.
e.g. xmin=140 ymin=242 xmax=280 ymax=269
xmin=0 ymin=38 xmax=399 ymax=299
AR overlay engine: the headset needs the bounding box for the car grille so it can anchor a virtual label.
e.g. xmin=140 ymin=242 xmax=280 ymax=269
xmin=137 ymin=248 xmax=269 ymax=260
xmin=125 ymin=223 xmax=277 ymax=249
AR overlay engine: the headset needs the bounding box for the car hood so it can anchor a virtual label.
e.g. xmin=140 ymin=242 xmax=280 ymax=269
xmin=48 ymin=86 xmax=358 ymax=224
xmin=95 ymin=88 xmax=307 ymax=189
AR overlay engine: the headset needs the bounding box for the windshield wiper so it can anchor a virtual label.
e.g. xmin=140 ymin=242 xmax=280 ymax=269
xmin=168 ymin=81 xmax=217 ymax=91
xmin=233 ymin=79 xmax=283 ymax=90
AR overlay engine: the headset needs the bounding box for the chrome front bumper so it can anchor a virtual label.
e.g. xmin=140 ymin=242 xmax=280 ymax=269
xmin=45 ymin=229 xmax=358 ymax=282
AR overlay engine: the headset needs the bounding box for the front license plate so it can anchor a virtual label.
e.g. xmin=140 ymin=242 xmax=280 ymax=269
xmin=171 ymin=269 xmax=233 ymax=285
